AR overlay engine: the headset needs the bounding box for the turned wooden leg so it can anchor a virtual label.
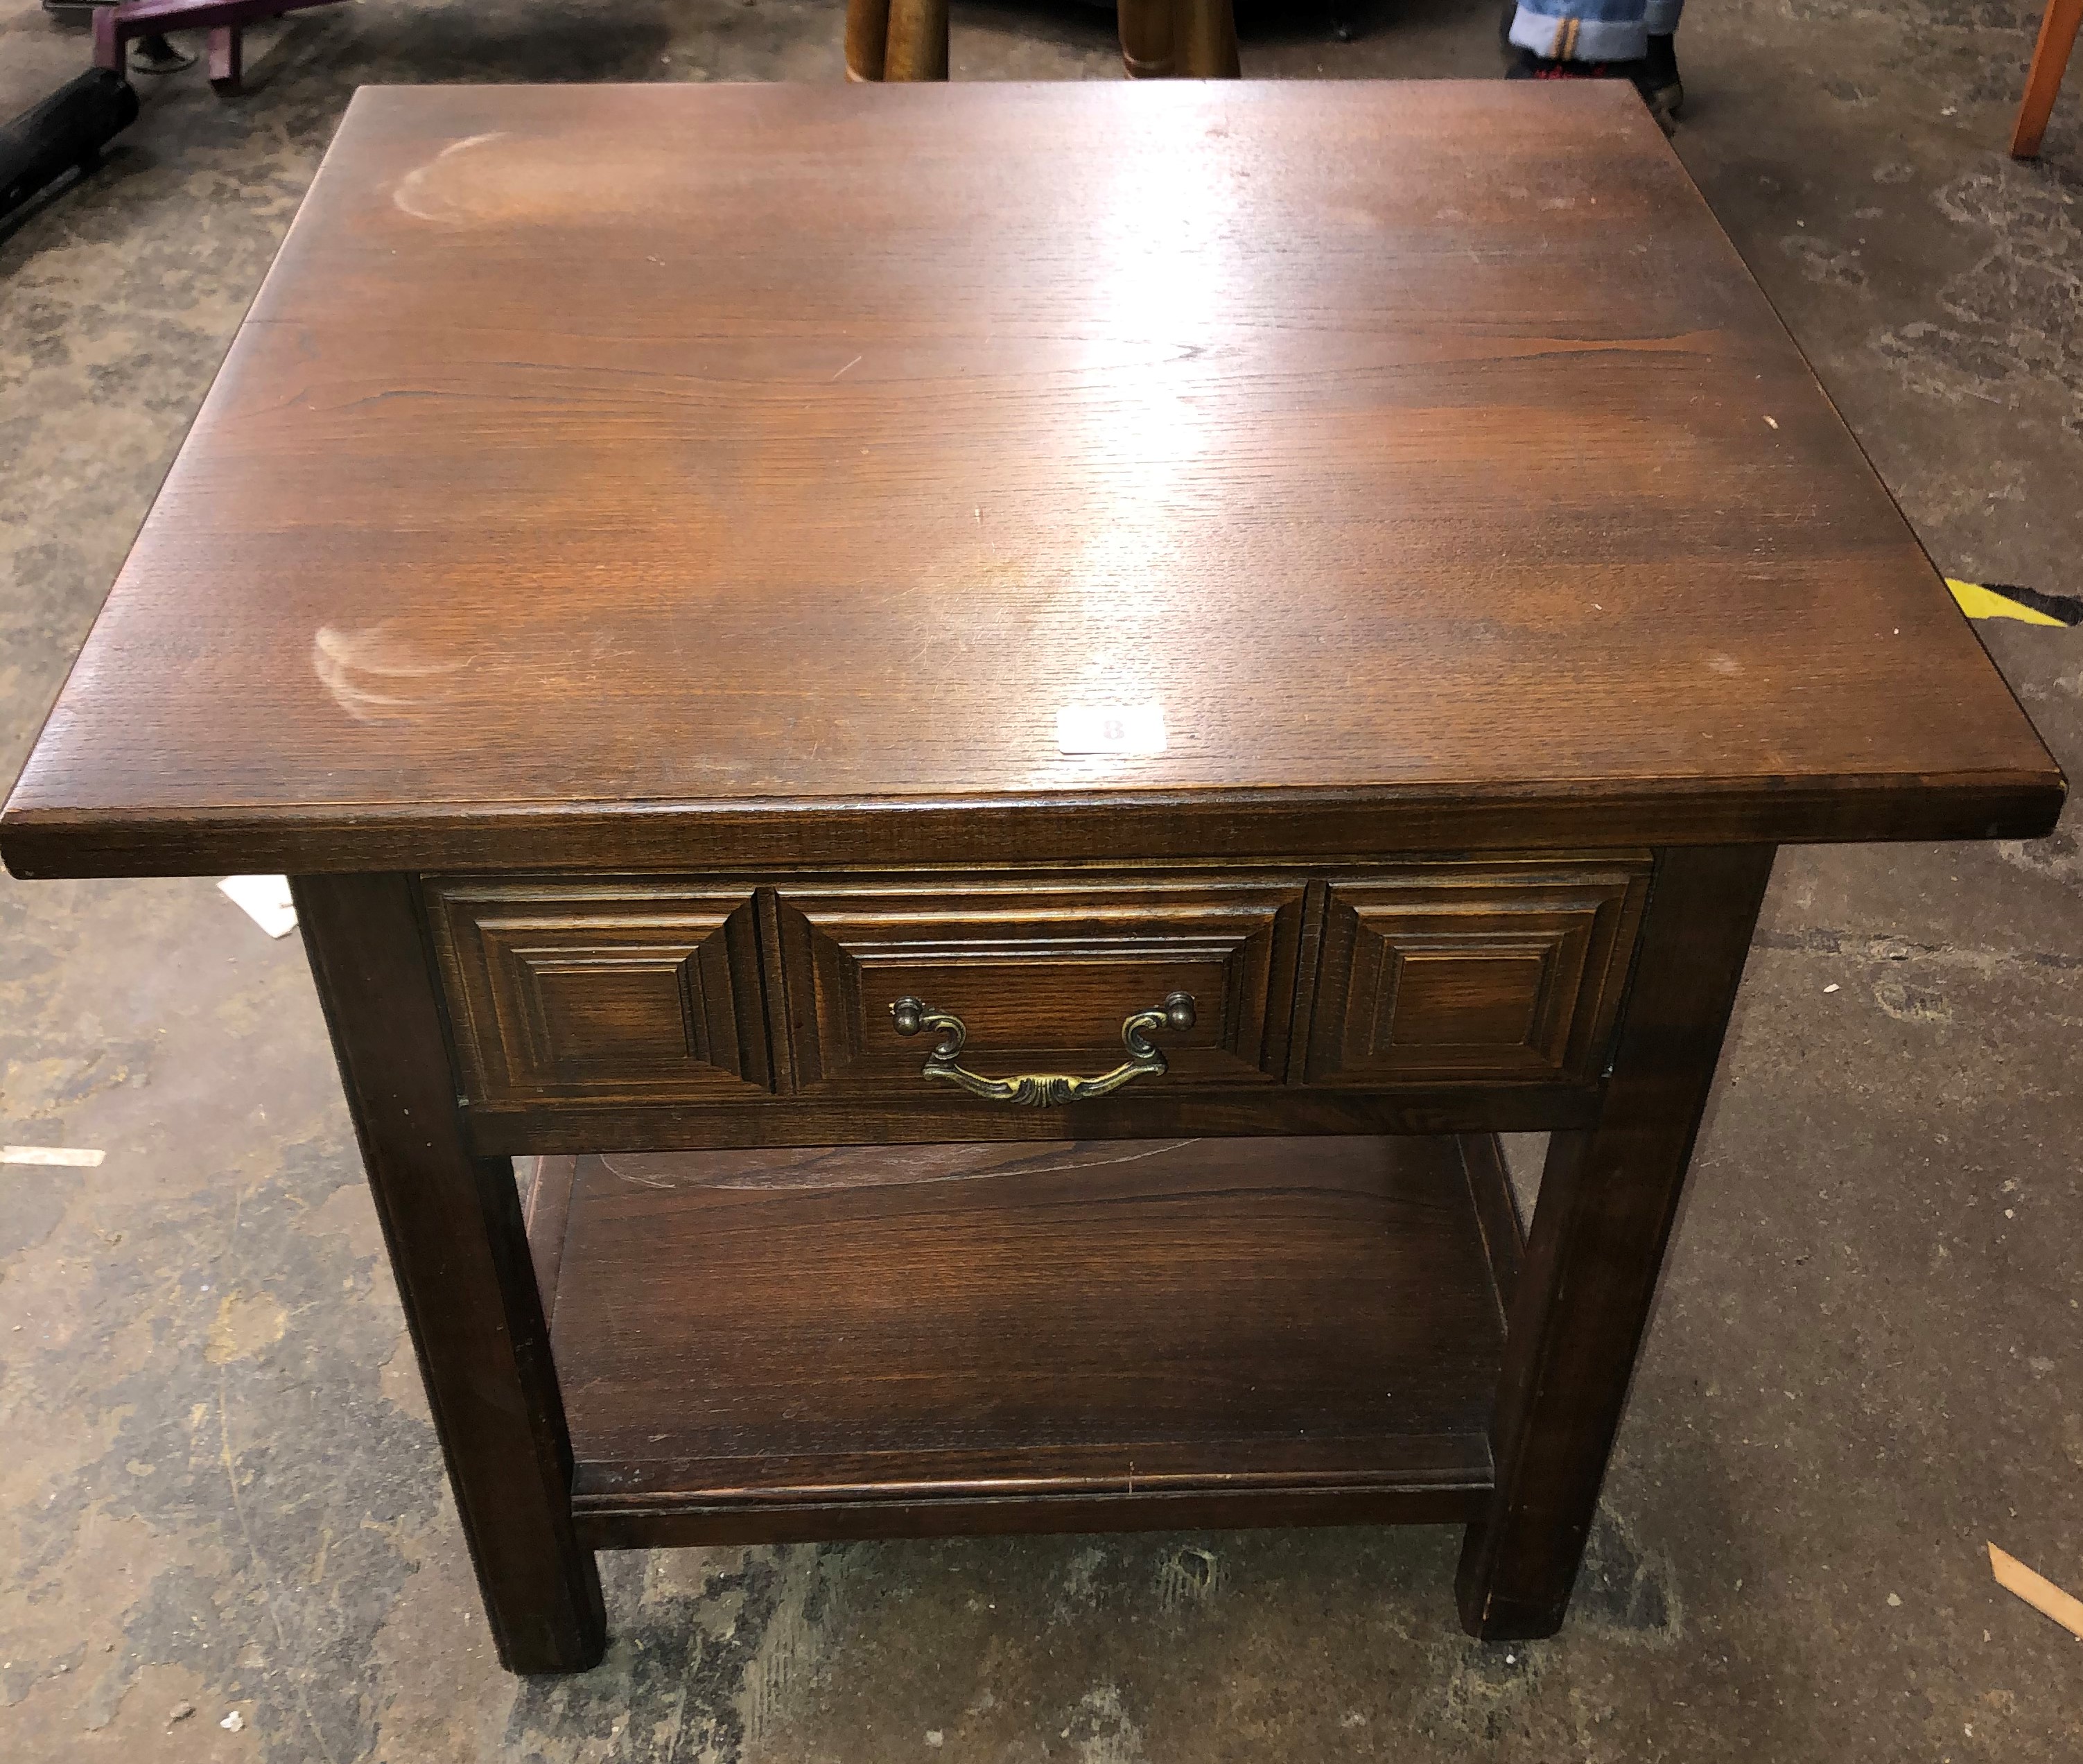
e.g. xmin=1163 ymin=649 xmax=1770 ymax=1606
xmin=2011 ymin=0 xmax=2082 ymax=158
xmin=1176 ymin=0 xmax=1241 ymax=77
xmin=1119 ymin=0 xmax=1177 ymax=77
xmin=1123 ymin=0 xmax=1237 ymax=77
xmin=1457 ymin=845 xmax=1776 ymax=1639
xmin=882 ymin=0 xmax=950 ymax=80
xmin=294 ymin=874 xmax=605 ymax=1675
xmin=845 ymin=0 xmax=891 ymax=81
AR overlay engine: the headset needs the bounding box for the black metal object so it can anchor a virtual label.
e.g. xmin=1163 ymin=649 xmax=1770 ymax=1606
xmin=0 ymin=68 xmax=139 ymax=227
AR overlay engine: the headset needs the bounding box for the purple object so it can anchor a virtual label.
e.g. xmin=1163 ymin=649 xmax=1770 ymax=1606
xmin=92 ymin=0 xmax=347 ymax=94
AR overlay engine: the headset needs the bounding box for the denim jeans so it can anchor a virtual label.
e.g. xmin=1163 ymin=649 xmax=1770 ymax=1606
xmin=1508 ymin=0 xmax=1682 ymax=62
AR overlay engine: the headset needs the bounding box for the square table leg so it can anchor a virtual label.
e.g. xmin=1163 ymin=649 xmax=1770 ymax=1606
xmin=207 ymin=25 xmax=242 ymax=94
xmin=1457 ymin=844 xmax=1776 ymax=1638
xmin=293 ymin=873 xmax=606 ymax=1674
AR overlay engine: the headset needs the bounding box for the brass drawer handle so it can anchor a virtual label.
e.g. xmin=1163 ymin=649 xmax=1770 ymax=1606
xmin=889 ymin=992 xmax=1197 ymax=1106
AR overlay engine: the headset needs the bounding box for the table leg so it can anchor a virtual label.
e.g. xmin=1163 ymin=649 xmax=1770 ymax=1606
xmin=207 ymin=26 xmax=243 ymax=94
xmin=293 ymin=874 xmax=606 ymax=1675
xmin=91 ymin=3 xmax=122 ymax=69
xmin=1456 ymin=844 xmax=1776 ymax=1639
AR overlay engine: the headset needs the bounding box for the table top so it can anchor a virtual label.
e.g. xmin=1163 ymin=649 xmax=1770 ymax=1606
xmin=1 ymin=80 xmax=2061 ymax=878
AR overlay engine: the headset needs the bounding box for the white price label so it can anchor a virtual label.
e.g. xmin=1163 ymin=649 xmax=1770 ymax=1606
xmin=1056 ymin=703 xmax=1167 ymax=756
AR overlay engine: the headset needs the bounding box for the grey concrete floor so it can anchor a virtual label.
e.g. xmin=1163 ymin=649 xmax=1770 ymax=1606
xmin=3 ymin=0 xmax=2081 ymax=1758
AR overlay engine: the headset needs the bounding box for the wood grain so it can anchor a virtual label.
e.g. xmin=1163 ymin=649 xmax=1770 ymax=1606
xmin=424 ymin=862 xmax=1657 ymax=1127
xmin=460 ymin=1078 xmax=1607 ymax=1155
xmin=538 ymin=1135 xmax=1506 ymax=1544
xmin=1304 ymin=862 xmax=1648 ymax=1086
xmin=1457 ymin=1130 xmax=1526 ymax=1310
xmin=1988 ymin=1542 xmax=2083 ymax=1638
xmin=293 ymin=874 xmax=604 ymax=1673
xmin=6 ymin=81 xmax=2050 ymax=1664
xmin=766 ymin=873 xmax=1308 ymax=1099
xmin=520 ymin=1153 xmax=577 ymax=1327
xmin=426 ymin=877 xmax=772 ymax=1103
xmin=1457 ymin=844 xmax=1776 ymax=1638
xmin=1 ymin=82 xmax=2060 ymax=880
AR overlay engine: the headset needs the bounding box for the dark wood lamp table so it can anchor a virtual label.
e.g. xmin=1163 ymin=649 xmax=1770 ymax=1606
xmin=1 ymin=82 xmax=2063 ymax=1675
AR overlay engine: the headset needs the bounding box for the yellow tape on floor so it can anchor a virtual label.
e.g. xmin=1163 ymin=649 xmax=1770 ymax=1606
xmin=1946 ymin=579 xmax=2068 ymax=626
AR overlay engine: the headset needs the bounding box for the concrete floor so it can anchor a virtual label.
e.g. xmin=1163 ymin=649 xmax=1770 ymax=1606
xmin=3 ymin=0 xmax=2081 ymax=1756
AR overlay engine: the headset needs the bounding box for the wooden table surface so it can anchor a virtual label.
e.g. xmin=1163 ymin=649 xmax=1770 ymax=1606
xmin=1 ymin=79 xmax=2062 ymax=874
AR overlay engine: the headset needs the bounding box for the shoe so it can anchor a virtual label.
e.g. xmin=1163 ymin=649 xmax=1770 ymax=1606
xmin=1644 ymin=34 xmax=1683 ymax=119
xmin=1506 ymin=42 xmax=1684 ymax=127
xmin=130 ymin=32 xmax=197 ymax=73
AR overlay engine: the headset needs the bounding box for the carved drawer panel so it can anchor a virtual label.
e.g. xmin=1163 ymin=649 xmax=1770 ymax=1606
xmin=428 ymin=862 xmax=1648 ymax=1117
xmin=428 ymin=880 xmax=770 ymax=1103
xmin=767 ymin=877 xmax=1309 ymax=1102
xmin=1302 ymin=864 xmax=1650 ymax=1087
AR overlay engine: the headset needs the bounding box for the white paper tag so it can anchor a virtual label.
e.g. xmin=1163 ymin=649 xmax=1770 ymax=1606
xmin=2 ymin=1146 xmax=106 ymax=1167
xmin=1056 ymin=703 xmax=1167 ymax=756
xmin=219 ymin=875 xmax=298 ymax=938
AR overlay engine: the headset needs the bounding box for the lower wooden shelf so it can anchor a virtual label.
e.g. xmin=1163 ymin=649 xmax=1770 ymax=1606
xmin=522 ymin=1134 xmax=1518 ymax=1551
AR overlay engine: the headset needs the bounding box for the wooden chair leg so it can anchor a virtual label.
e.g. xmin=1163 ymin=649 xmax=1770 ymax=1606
xmin=1176 ymin=0 xmax=1241 ymax=77
xmin=1119 ymin=0 xmax=1177 ymax=77
xmin=2012 ymin=0 xmax=2082 ymax=158
xmin=845 ymin=0 xmax=891 ymax=81
xmin=882 ymin=0 xmax=950 ymax=80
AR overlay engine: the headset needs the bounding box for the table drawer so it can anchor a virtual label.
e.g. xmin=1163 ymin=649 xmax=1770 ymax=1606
xmin=427 ymin=862 xmax=1647 ymax=1117
xmin=1301 ymin=863 xmax=1650 ymax=1087
xmin=767 ymin=878 xmax=1310 ymax=1103
xmin=427 ymin=880 xmax=772 ymax=1104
